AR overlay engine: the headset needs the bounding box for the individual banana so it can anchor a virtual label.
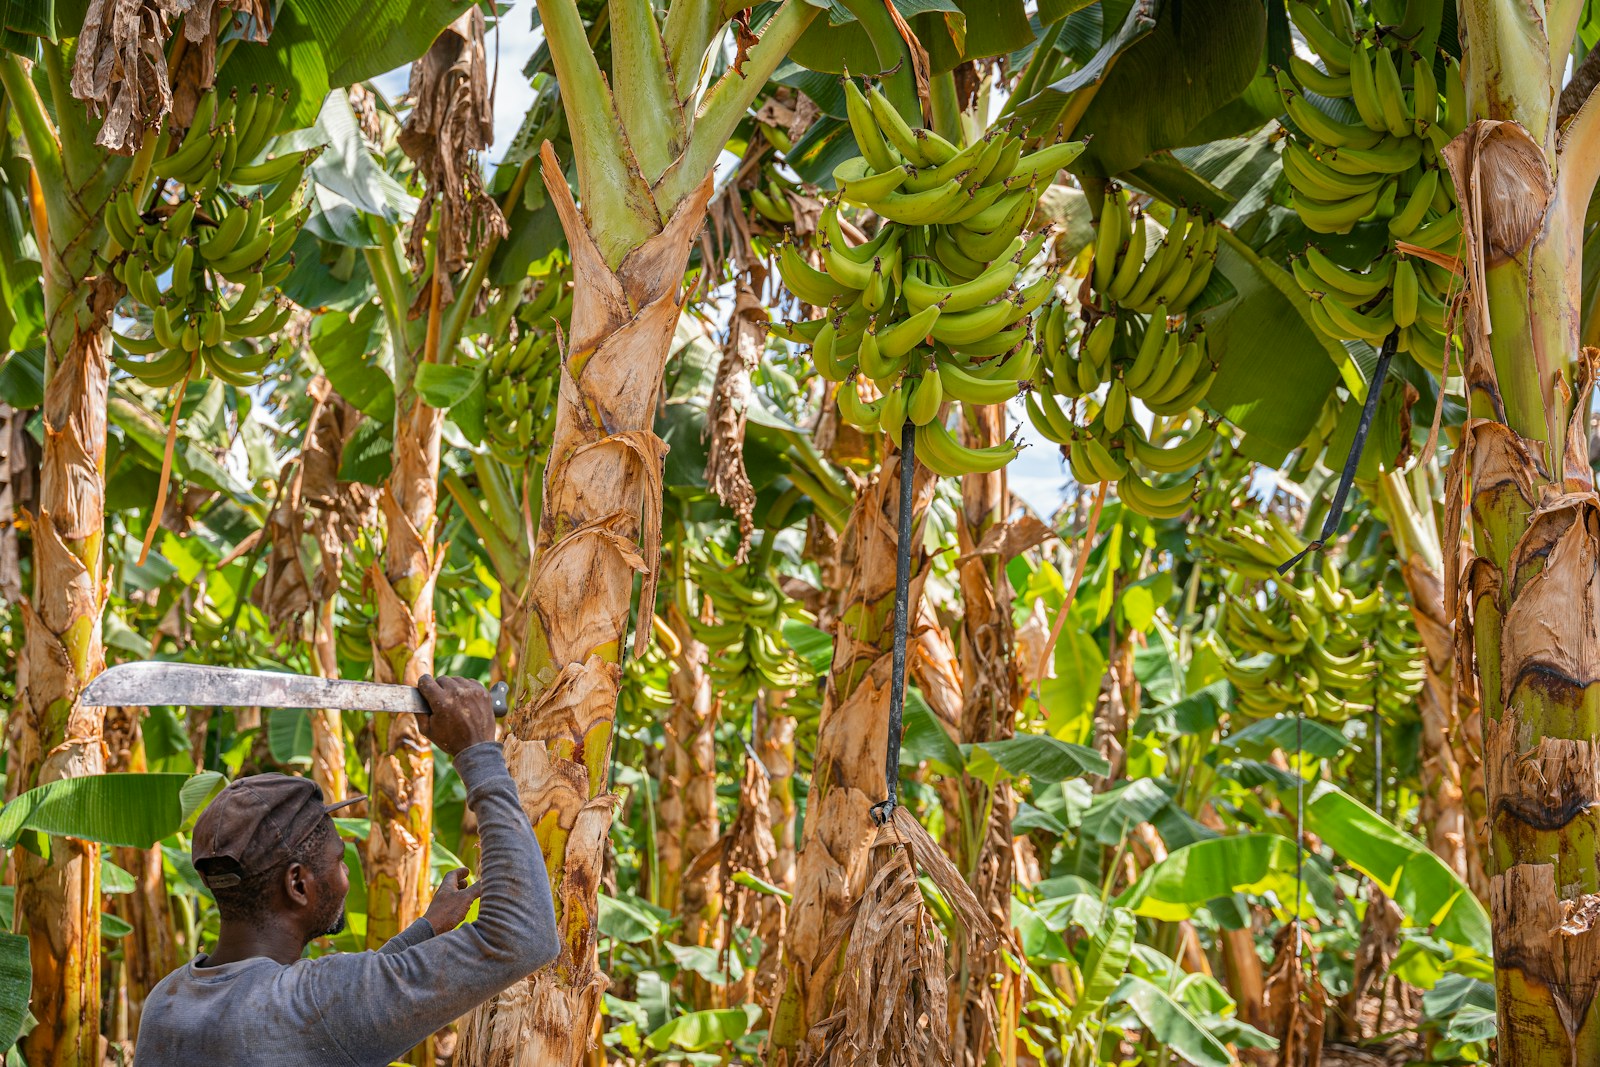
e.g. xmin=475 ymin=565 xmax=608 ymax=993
xmin=915 ymin=417 xmax=1019 ymax=477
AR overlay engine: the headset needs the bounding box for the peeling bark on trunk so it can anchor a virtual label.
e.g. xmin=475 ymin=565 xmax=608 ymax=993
xmin=666 ymin=603 xmax=720 ymax=956
xmin=762 ymin=693 xmax=798 ymax=891
xmin=456 ymin=145 xmax=715 ymax=1067
xmin=15 ymin=268 xmax=116 ymax=1067
xmin=1443 ymin=7 xmax=1600 ymax=1051
xmin=768 ymin=451 xmax=936 ymax=1063
xmin=310 ymin=599 xmax=349 ymax=802
xmin=1398 ymin=555 xmax=1487 ymax=898
xmin=366 ymin=391 xmax=443 ymax=951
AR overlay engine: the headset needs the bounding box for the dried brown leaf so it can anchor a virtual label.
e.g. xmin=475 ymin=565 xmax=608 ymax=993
xmin=400 ymin=8 xmax=506 ymax=296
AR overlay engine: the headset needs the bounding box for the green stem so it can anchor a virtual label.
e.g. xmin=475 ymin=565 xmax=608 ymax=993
xmin=438 ymin=158 xmax=535 ymax=357
xmin=661 ymin=0 xmax=721 ymax=100
xmin=655 ymin=0 xmax=823 ymax=212
xmin=38 ymin=45 xmax=97 ymax=192
xmin=610 ymin=0 xmax=684 ymax=181
xmin=473 ymin=452 xmax=527 ymax=550
xmin=534 ymin=0 xmax=660 ymax=264
xmin=0 ymin=55 xmax=65 ymax=217
xmin=443 ymin=471 xmax=523 ymax=582
xmin=929 ymin=70 xmax=963 ymax=145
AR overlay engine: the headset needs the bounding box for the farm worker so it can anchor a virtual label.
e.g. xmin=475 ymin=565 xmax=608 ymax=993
xmin=135 ymin=676 xmax=559 ymax=1065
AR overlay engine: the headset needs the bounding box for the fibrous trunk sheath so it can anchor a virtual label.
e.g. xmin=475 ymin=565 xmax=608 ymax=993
xmin=456 ymin=143 xmax=713 ymax=1067
xmin=14 ymin=269 xmax=117 ymax=1067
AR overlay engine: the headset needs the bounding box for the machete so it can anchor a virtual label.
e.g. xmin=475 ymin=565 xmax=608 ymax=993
xmin=82 ymin=662 xmax=510 ymax=717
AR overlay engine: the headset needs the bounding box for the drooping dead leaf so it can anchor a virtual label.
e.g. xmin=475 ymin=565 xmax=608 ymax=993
xmin=705 ymin=283 xmax=765 ymax=559
xmin=1262 ymin=923 xmax=1325 ymax=1067
xmin=718 ymin=752 xmax=779 ymax=1002
xmin=958 ymin=514 xmax=1053 ymax=565
xmin=0 ymin=404 xmax=40 ymax=605
xmin=252 ymin=460 xmax=312 ymax=641
xmin=400 ymin=7 xmax=506 ymax=305
xmin=802 ymin=806 xmax=996 ymax=1067
xmin=72 ymin=0 xmax=182 ymax=153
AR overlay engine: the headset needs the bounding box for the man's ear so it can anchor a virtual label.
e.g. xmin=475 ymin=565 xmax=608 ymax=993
xmin=283 ymin=862 xmax=312 ymax=907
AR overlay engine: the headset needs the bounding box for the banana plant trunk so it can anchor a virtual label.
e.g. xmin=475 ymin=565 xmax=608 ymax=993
xmin=1376 ymin=472 xmax=1488 ymax=896
xmin=768 ymin=452 xmax=936 ymax=1062
xmin=367 ymin=391 xmax=442 ymax=944
xmin=1 ymin=49 xmax=126 ymax=1064
xmin=451 ymin=2 xmax=820 ymax=1057
xmin=1447 ymin=2 xmax=1600 ymax=1058
xmin=666 ymin=603 xmax=720 ymax=957
xmin=311 ymin=599 xmax=350 ymax=802
xmin=455 ymin=146 xmax=715 ymax=1067
xmin=950 ymin=404 xmax=1020 ymax=1067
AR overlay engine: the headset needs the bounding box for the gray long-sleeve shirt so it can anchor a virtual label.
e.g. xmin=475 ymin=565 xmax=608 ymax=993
xmin=134 ymin=742 xmax=558 ymax=1066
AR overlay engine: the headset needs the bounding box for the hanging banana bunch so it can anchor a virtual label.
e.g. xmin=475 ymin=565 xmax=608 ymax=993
xmin=1223 ymin=555 xmax=1425 ymax=722
xmin=108 ymin=85 xmax=318 ymax=390
xmin=1022 ymin=178 xmax=1224 ymax=516
xmin=1275 ymin=0 xmax=1464 ymax=372
xmin=683 ymin=543 xmax=816 ymax=708
xmin=1195 ymin=505 xmax=1310 ymax=582
xmin=772 ymin=77 xmax=1084 ymax=478
xmin=481 ymin=270 xmax=572 ymax=463
xmin=618 ymin=628 xmax=676 ymax=724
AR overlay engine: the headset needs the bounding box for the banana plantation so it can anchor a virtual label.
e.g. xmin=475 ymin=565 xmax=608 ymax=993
xmin=1 ymin=0 xmax=1598 ymax=1062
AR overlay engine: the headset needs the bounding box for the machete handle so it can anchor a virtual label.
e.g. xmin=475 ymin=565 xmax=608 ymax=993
xmin=489 ymin=681 xmax=510 ymax=718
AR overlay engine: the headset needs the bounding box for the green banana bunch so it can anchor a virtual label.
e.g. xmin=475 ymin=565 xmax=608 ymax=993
xmin=1090 ymin=187 xmax=1219 ymax=315
xmin=1194 ymin=506 xmax=1308 ymax=582
xmin=617 ymin=635 xmax=675 ymax=721
xmin=1276 ymin=11 xmax=1464 ymax=376
xmin=748 ymin=163 xmax=802 ymax=227
xmin=151 ymin=85 xmax=295 ymax=189
xmin=480 ymin=272 xmax=571 ymax=463
xmin=772 ymin=80 xmax=1084 ymax=480
xmin=684 ymin=543 xmax=816 ymax=701
xmin=1222 ymin=548 xmax=1423 ymax=724
xmin=108 ymin=86 xmax=315 ymax=392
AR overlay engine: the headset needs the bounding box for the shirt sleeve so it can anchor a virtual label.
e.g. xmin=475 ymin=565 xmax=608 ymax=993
xmin=378 ymin=919 xmax=436 ymax=955
xmin=298 ymin=742 xmax=559 ymax=1063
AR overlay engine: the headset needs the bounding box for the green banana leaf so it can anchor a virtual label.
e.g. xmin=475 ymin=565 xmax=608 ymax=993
xmin=645 ymin=1007 xmax=756 ymax=1052
xmin=1079 ymin=778 xmax=1172 ymax=846
xmin=1066 ymin=0 xmax=1266 ymax=178
xmin=1222 ymin=714 xmax=1349 ymax=759
xmin=962 ymin=733 xmax=1110 ymax=786
xmin=1010 ymin=0 xmax=1158 ymax=138
xmin=0 ymin=930 xmax=25 ymax=1052
xmin=1298 ymin=783 xmax=1492 ymax=954
xmin=0 ymin=771 xmax=225 ymax=851
xmin=789 ymin=0 xmax=1029 ymax=76
xmin=1111 ymin=975 xmax=1233 ymax=1067
xmin=1068 ymin=905 xmax=1137 ymax=1029
xmin=1114 ymin=833 xmax=1305 ymax=920
xmin=309 ymin=302 xmax=394 ymax=420
xmin=1197 ymin=230 xmax=1346 ymax=453
xmin=217 ymin=0 xmax=477 ymax=131
xmin=598 ymin=889 xmax=665 ymax=947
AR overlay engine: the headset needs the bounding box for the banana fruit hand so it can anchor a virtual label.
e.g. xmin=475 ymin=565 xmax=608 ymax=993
xmin=1276 ymin=23 xmax=1463 ymax=379
xmin=110 ymin=86 xmax=316 ymax=393
xmin=768 ymin=80 xmax=1089 ymax=481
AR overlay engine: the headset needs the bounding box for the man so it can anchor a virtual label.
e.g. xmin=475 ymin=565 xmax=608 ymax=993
xmin=135 ymin=676 xmax=559 ymax=1065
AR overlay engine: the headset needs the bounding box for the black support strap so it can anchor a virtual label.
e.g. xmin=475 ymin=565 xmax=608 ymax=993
xmin=871 ymin=419 xmax=918 ymax=827
xmin=1278 ymin=329 xmax=1398 ymax=576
